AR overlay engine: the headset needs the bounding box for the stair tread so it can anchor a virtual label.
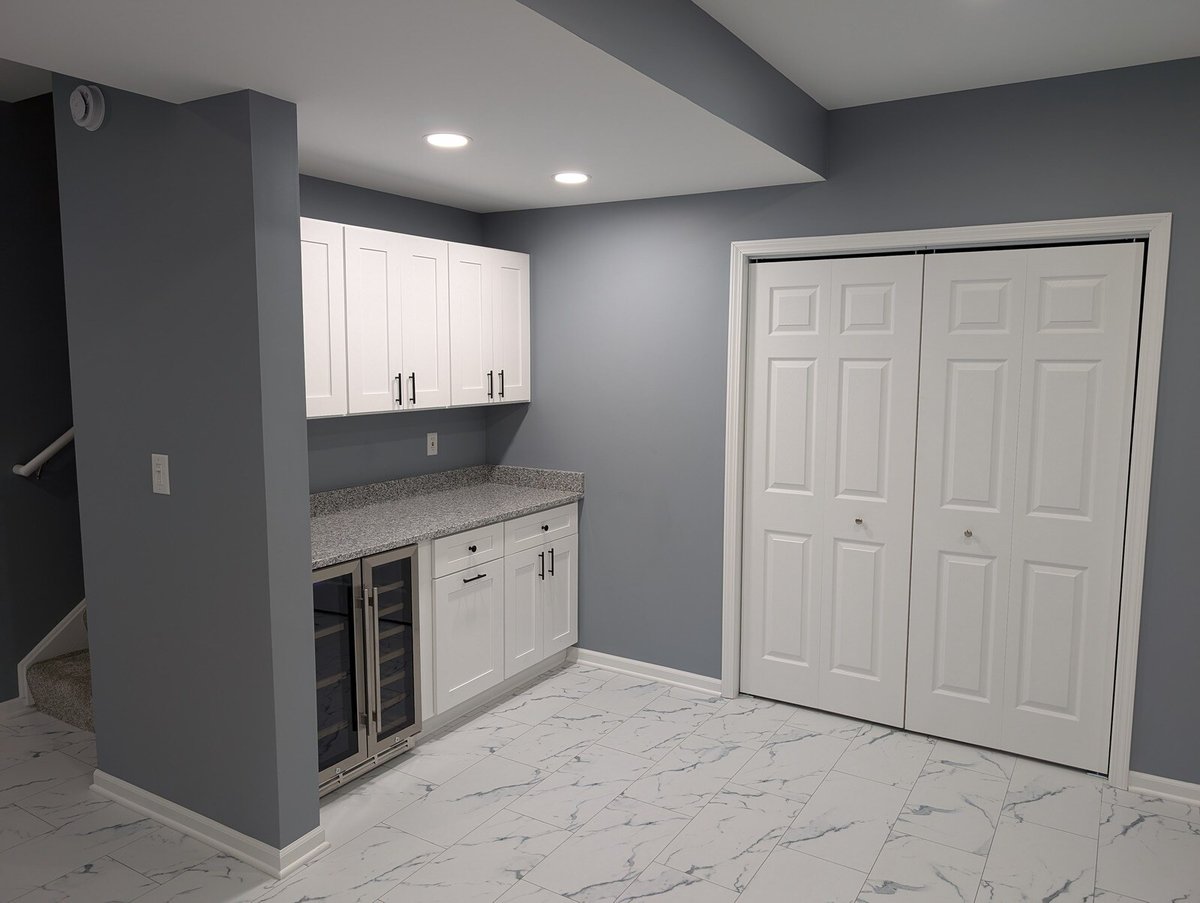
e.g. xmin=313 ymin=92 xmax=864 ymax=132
xmin=28 ymin=649 xmax=93 ymax=733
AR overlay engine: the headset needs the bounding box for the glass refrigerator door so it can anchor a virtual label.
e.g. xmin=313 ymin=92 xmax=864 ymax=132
xmin=365 ymin=548 xmax=420 ymax=749
xmin=312 ymin=563 xmax=367 ymax=782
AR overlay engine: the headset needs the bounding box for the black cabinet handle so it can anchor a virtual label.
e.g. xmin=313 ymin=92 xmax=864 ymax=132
xmin=395 ymin=372 xmax=402 ymax=406
xmin=538 ymin=551 xmax=545 ymax=580
xmin=487 ymin=370 xmax=494 ymax=399
xmin=499 ymin=369 xmax=505 ymax=398
xmin=541 ymin=524 xmax=549 ymax=532
xmin=468 ymin=544 xmax=477 ymax=553
xmin=409 ymin=372 xmax=416 ymax=405
xmin=548 ymin=546 xmax=555 ymax=576
xmin=463 ymin=572 xmax=487 ymax=584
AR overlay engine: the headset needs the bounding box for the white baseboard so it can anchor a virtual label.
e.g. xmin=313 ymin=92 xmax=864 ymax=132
xmin=18 ymin=599 xmax=88 ymax=704
xmin=567 ymin=648 xmax=722 ymax=696
xmin=93 ymin=770 xmax=328 ymax=879
xmin=1127 ymin=771 xmax=1200 ymax=807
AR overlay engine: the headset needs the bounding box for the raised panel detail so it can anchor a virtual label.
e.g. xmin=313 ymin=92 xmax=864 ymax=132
xmin=949 ymin=280 xmax=1011 ymax=333
xmin=941 ymin=360 xmax=1006 ymax=510
xmin=766 ymin=358 xmax=816 ymax=494
xmin=301 ymin=241 xmax=334 ymax=397
xmin=932 ymin=553 xmax=996 ymax=700
xmin=840 ymin=283 xmax=894 ymax=334
xmin=829 ymin=540 xmax=883 ymax=678
xmin=1038 ymin=277 xmax=1104 ymax=332
xmin=762 ymin=532 xmax=814 ymax=667
xmin=1016 ymin=562 xmax=1087 ymax=718
xmin=770 ymin=285 xmax=819 ymax=334
xmin=835 ymin=360 xmax=890 ymax=500
xmin=1027 ymin=361 xmax=1099 ymax=519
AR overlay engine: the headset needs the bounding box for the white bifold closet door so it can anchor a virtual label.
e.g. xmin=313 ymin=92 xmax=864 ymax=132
xmin=906 ymin=242 xmax=1143 ymax=772
xmin=741 ymin=255 xmax=922 ymax=727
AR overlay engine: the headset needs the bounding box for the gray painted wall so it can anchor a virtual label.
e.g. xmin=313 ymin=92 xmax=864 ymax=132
xmin=516 ymin=0 xmax=827 ymax=175
xmin=54 ymin=77 xmax=318 ymax=848
xmin=300 ymin=175 xmax=490 ymax=491
xmin=484 ymin=58 xmax=1200 ymax=784
xmin=0 ymin=94 xmax=84 ymax=702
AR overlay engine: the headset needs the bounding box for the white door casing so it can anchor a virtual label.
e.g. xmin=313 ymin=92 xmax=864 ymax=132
xmin=300 ymin=218 xmax=348 ymax=418
xmin=740 ymin=255 xmax=922 ymax=726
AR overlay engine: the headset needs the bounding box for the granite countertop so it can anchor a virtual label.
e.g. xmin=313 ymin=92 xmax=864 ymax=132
xmin=310 ymin=465 xmax=583 ymax=569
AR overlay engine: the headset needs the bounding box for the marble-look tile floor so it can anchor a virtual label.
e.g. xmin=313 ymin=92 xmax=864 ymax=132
xmin=2 ymin=664 xmax=1198 ymax=902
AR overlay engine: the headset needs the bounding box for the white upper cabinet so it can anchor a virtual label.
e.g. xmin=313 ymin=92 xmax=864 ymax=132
xmin=344 ymin=226 xmax=451 ymax=413
xmin=300 ymin=221 xmax=528 ymax=417
xmin=300 ymin=219 xmax=348 ymax=418
xmin=449 ymin=243 xmax=531 ymax=406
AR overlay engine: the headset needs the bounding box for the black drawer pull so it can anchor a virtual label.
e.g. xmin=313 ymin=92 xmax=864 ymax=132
xmin=541 ymin=524 xmax=549 ymax=532
xmin=468 ymin=544 xmax=477 ymax=553
xmin=463 ymin=573 xmax=487 ymax=584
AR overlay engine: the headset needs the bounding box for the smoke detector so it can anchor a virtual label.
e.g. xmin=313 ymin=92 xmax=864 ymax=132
xmin=69 ymin=85 xmax=105 ymax=131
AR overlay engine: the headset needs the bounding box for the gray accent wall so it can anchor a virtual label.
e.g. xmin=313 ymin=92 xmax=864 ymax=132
xmin=0 ymin=94 xmax=84 ymax=702
xmin=54 ymin=77 xmax=319 ymax=848
xmin=300 ymin=175 xmax=490 ymax=491
xmin=483 ymin=58 xmax=1200 ymax=784
xmin=516 ymin=0 xmax=827 ymax=175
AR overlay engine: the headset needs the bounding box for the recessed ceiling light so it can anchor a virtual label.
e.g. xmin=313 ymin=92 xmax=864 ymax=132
xmin=425 ymin=133 xmax=470 ymax=149
xmin=554 ymin=171 xmax=589 ymax=185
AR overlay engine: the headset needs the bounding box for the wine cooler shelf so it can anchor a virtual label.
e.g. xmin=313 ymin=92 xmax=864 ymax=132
xmin=312 ymin=545 xmax=420 ymax=794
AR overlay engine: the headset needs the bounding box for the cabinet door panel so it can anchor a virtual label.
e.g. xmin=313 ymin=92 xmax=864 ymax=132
xmin=398 ymin=236 xmax=451 ymax=408
xmin=544 ymin=534 xmax=578 ymax=655
xmin=433 ymin=569 xmax=504 ymax=713
xmin=345 ymin=227 xmax=403 ymax=414
xmin=492 ymin=250 xmax=531 ymax=402
xmin=300 ymin=219 xmax=347 ymax=418
xmin=449 ymin=244 xmax=494 ymax=406
xmin=505 ymin=546 xmax=545 ymax=677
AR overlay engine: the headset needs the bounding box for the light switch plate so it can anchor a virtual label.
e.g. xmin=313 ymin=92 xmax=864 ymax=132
xmin=426 ymin=432 xmax=438 ymax=456
xmin=151 ymin=453 xmax=170 ymax=495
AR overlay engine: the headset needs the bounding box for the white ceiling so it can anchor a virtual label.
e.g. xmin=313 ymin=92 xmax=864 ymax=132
xmin=0 ymin=0 xmax=817 ymax=212
xmin=694 ymin=0 xmax=1200 ymax=109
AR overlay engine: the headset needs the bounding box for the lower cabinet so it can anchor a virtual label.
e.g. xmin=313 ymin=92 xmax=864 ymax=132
xmin=431 ymin=502 xmax=579 ymax=714
xmin=433 ymin=567 xmax=504 ymax=714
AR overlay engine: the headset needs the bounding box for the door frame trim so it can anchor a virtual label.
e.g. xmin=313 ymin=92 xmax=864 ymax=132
xmin=721 ymin=213 xmax=1173 ymax=789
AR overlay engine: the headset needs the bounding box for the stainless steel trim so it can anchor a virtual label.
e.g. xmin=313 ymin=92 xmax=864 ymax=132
xmin=313 ymin=560 xmax=371 ymax=788
xmin=361 ymin=544 xmax=422 ymax=759
xmin=370 ymin=586 xmax=383 ymax=729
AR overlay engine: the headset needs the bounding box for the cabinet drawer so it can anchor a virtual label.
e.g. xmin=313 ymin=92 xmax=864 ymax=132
xmin=433 ymin=523 xmax=505 ymax=578
xmin=505 ymin=503 xmax=578 ymax=554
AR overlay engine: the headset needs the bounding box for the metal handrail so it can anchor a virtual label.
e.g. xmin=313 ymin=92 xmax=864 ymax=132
xmin=12 ymin=427 xmax=75 ymax=478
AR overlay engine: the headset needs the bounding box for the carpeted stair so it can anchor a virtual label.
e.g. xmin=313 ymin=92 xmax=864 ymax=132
xmin=27 ymin=649 xmax=94 ymax=732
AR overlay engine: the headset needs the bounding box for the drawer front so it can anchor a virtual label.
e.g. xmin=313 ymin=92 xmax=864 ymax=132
xmin=505 ymin=503 xmax=578 ymax=555
xmin=433 ymin=523 xmax=505 ymax=578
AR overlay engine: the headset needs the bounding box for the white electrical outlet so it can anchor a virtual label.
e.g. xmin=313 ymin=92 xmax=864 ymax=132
xmin=151 ymin=453 xmax=171 ymax=495
xmin=426 ymin=432 xmax=438 ymax=456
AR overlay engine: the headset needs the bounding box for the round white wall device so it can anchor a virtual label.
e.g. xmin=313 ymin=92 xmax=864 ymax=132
xmin=69 ymin=85 xmax=106 ymax=131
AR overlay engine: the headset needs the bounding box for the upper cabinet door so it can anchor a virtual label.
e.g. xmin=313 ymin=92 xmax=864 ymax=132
xmin=491 ymin=249 xmax=531 ymax=403
xmin=396 ymin=235 xmax=452 ymax=409
xmin=345 ymin=226 xmax=405 ymax=414
xmin=449 ymin=243 xmax=495 ymax=406
xmin=300 ymin=219 xmax=348 ymax=418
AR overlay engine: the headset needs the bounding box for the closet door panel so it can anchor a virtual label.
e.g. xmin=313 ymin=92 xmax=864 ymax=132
xmin=741 ymin=259 xmax=832 ymax=707
xmin=1002 ymin=242 xmax=1143 ymax=771
xmin=906 ymin=250 xmax=1027 ymax=746
xmin=818 ymin=256 xmax=923 ymax=727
